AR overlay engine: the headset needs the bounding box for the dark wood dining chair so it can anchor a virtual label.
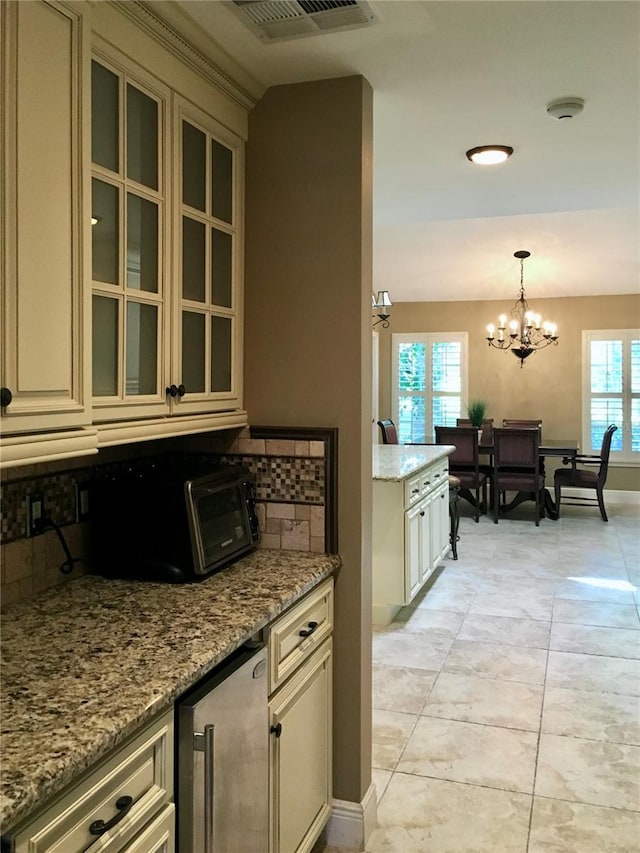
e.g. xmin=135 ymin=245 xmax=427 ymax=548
xmin=502 ymin=419 xmax=542 ymax=433
xmin=456 ymin=418 xmax=494 ymax=445
xmin=377 ymin=419 xmax=399 ymax=444
xmin=492 ymin=427 xmax=545 ymax=526
xmin=553 ymin=424 xmax=618 ymax=521
xmin=435 ymin=426 xmax=487 ymax=522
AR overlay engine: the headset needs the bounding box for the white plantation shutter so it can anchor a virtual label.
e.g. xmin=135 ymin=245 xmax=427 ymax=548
xmin=583 ymin=331 xmax=640 ymax=461
xmin=392 ymin=334 xmax=468 ymax=443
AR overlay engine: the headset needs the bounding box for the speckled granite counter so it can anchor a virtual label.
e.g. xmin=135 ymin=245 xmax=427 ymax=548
xmin=0 ymin=549 xmax=340 ymax=832
xmin=373 ymin=444 xmax=454 ymax=481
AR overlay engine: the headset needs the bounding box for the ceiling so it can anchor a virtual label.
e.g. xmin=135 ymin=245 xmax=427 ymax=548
xmin=152 ymin=0 xmax=639 ymax=303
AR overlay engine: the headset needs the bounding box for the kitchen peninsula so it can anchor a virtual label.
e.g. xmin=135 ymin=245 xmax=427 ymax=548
xmin=372 ymin=444 xmax=455 ymax=625
xmin=0 ymin=550 xmax=340 ymax=845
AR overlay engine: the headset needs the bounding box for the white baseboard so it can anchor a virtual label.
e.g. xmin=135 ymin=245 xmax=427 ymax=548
xmin=325 ymin=782 xmax=377 ymax=851
xmin=549 ymin=486 xmax=640 ymax=505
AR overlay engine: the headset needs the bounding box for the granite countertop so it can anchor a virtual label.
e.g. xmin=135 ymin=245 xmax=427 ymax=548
xmin=373 ymin=444 xmax=454 ymax=481
xmin=0 ymin=549 xmax=340 ymax=832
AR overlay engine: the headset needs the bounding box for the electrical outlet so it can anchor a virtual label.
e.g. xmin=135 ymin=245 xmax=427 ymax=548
xmin=25 ymin=493 xmax=44 ymax=537
xmin=75 ymin=482 xmax=90 ymax=522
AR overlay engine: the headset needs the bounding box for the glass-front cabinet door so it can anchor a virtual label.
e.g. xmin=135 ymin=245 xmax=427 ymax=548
xmin=172 ymin=98 xmax=243 ymax=415
xmin=90 ymin=57 xmax=170 ymax=420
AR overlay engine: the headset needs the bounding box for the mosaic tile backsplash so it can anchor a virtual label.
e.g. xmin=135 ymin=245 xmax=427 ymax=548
xmin=0 ymin=431 xmax=327 ymax=607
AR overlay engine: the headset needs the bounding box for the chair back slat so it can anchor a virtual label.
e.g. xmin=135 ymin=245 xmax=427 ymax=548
xmin=493 ymin=427 xmax=540 ymax=469
xmin=377 ymin=419 xmax=399 ymax=445
xmin=435 ymin=426 xmax=478 ymax=466
xmin=597 ymin=424 xmax=618 ymax=478
xmin=457 ymin=418 xmax=494 ymax=444
xmin=502 ymin=418 xmax=542 ymax=436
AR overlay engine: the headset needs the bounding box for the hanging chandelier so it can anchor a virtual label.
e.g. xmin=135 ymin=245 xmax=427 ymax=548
xmin=485 ymin=250 xmax=558 ymax=367
xmin=372 ymin=291 xmax=392 ymax=328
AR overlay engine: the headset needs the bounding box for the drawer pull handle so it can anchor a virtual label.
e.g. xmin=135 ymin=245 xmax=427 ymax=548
xmin=420 ymin=510 xmax=425 ymax=516
xmin=411 ymin=488 xmax=419 ymax=495
xmin=88 ymin=795 xmax=134 ymax=836
xmin=270 ymin=722 xmax=283 ymax=738
xmin=299 ymin=620 xmax=318 ymax=638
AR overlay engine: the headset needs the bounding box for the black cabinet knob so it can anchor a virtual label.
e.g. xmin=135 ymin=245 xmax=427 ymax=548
xmin=0 ymin=387 xmax=12 ymax=407
xmin=166 ymin=384 xmax=187 ymax=398
xmin=270 ymin=722 xmax=282 ymax=738
xmin=299 ymin=621 xmax=318 ymax=638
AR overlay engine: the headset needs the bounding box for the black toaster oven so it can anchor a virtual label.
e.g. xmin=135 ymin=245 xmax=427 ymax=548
xmin=89 ymin=457 xmax=259 ymax=583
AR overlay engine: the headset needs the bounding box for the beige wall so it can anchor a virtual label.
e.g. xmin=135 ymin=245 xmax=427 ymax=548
xmin=244 ymin=77 xmax=373 ymax=804
xmin=378 ymin=294 xmax=640 ymax=490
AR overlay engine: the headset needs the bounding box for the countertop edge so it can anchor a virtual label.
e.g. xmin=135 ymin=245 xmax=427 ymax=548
xmin=373 ymin=444 xmax=454 ymax=481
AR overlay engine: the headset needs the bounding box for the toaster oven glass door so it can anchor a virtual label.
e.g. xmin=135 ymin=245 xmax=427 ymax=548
xmin=189 ymin=482 xmax=252 ymax=573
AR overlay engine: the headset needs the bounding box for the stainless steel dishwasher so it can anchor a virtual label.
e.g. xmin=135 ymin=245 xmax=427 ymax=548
xmin=177 ymin=642 xmax=269 ymax=852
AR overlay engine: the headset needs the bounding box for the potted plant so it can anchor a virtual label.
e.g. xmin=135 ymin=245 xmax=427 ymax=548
xmin=467 ymin=399 xmax=488 ymax=441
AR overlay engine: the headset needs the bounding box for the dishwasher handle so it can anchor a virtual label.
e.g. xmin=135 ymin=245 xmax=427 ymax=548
xmin=194 ymin=724 xmax=215 ymax=853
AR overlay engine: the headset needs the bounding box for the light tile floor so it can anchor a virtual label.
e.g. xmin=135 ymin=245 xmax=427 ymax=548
xmin=321 ymin=500 xmax=640 ymax=852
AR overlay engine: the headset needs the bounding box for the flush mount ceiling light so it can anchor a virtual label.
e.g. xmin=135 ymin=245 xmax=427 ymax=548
xmin=465 ymin=145 xmax=513 ymax=165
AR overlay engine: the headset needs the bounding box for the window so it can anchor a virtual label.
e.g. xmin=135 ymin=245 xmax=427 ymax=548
xmin=392 ymin=333 xmax=468 ymax=443
xmin=583 ymin=330 xmax=640 ymax=463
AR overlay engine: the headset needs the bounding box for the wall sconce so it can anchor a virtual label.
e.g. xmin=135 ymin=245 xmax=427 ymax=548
xmin=372 ymin=291 xmax=392 ymax=328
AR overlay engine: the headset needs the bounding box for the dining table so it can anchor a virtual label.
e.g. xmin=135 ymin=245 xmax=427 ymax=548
xmin=478 ymin=438 xmax=580 ymax=520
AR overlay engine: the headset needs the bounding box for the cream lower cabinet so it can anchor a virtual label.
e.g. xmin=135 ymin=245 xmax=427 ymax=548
xmin=1 ymin=0 xmax=94 ymax=463
xmin=373 ymin=456 xmax=450 ymax=626
xmin=6 ymin=711 xmax=174 ymax=853
xmin=267 ymin=579 xmax=334 ymax=853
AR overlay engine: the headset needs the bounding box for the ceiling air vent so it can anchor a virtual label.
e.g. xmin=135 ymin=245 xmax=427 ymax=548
xmin=228 ymin=0 xmax=377 ymax=43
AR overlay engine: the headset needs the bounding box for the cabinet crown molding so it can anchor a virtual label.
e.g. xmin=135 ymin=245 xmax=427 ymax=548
xmin=112 ymin=0 xmax=260 ymax=112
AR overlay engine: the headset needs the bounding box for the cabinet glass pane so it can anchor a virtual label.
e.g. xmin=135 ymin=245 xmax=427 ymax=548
xmin=92 ymin=179 xmax=119 ymax=284
xmin=211 ymin=316 xmax=232 ymax=393
xmin=211 ymin=228 xmax=232 ymax=307
xmin=91 ymin=62 xmax=118 ymax=172
xmin=182 ymin=217 xmax=205 ymax=302
xmin=127 ymin=84 xmax=158 ymax=190
xmin=211 ymin=139 xmax=232 ymax=223
xmin=182 ymin=311 xmax=205 ymax=393
xmin=183 ymin=121 xmax=206 ymax=211
xmin=126 ymin=302 xmax=157 ymax=395
xmin=92 ymin=295 xmax=118 ymax=396
xmin=127 ymin=194 xmax=158 ymax=292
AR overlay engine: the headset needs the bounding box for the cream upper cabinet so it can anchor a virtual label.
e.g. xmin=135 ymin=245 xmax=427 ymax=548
xmin=90 ymin=49 xmax=245 ymax=428
xmin=90 ymin=54 xmax=171 ymax=422
xmin=171 ymin=98 xmax=243 ymax=416
xmin=1 ymin=0 xmax=91 ymax=435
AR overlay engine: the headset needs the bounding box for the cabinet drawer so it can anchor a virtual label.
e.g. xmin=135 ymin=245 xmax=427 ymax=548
xmin=10 ymin=711 xmax=173 ymax=853
xmin=268 ymin=578 xmax=333 ymax=693
xmin=404 ymin=476 xmax=422 ymax=507
xmin=429 ymin=462 xmax=448 ymax=493
xmin=124 ymin=804 xmax=175 ymax=853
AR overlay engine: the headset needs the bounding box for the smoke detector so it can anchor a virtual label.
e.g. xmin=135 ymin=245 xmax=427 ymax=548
xmin=546 ymin=97 xmax=585 ymax=120
xmin=227 ymin=0 xmax=377 ymax=43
